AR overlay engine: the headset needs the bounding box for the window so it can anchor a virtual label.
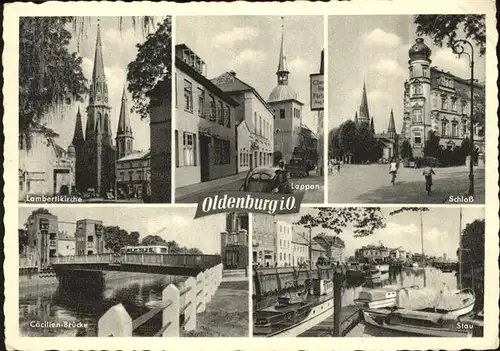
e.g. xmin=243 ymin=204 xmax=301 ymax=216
xmin=413 ymin=84 xmax=422 ymax=95
xmin=175 ymin=131 xmax=179 ymax=167
xmin=184 ymin=80 xmax=193 ymax=112
xmin=452 ymin=122 xmax=458 ymax=138
xmin=462 ymin=102 xmax=467 ymax=115
xmin=422 ymin=67 xmax=428 ymax=77
xmin=209 ymin=95 xmax=216 ymax=121
xmin=280 ymin=109 xmax=285 ymax=119
xmin=441 ymin=120 xmax=449 ymax=136
xmin=259 ymin=116 xmax=262 ymax=135
xmin=198 ymin=88 xmax=205 ymax=116
xmin=413 ymin=108 xmax=423 ymax=123
xmin=451 ymin=100 xmax=457 ymax=112
xmin=253 ymin=112 xmax=257 ymax=133
xmin=128 ymin=171 xmax=133 ymax=181
xmin=183 ymin=132 xmax=196 ymax=166
xmin=413 ymin=131 xmax=422 ymax=146
xmin=225 ymin=106 xmax=231 ymax=128
xmin=409 ymin=67 xmax=414 ymax=78
xmin=218 ymin=101 xmax=224 ymax=125
xmin=214 ymin=138 xmax=230 ymax=164
xmin=441 ymin=97 xmax=448 ymax=110
xmin=462 ymin=122 xmax=467 ymax=136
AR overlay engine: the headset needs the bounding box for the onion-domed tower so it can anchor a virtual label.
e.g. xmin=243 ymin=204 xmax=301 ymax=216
xmin=406 ymin=37 xmax=432 ymax=156
xmin=267 ymin=18 xmax=304 ymax=162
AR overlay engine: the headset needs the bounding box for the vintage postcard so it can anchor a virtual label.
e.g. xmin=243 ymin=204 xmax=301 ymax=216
xmin=2 ymin=1 xmax=498 ymax=351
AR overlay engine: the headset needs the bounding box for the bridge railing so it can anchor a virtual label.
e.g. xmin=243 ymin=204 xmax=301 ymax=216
xmin=51 ymin=254 xmax=222 ymax=269
xmin=97 ymin=263 xmax=223 ymax=336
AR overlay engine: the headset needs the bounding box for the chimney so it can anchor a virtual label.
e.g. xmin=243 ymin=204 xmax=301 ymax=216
xmin=229 ymin=70 xmax=236 ymax=76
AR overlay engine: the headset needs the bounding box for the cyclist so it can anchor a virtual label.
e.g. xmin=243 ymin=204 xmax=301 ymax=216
xmin=388 ymin=158 xmax=398 ymax=184
xmin=422 ymin=165 xmax=436 ymax=195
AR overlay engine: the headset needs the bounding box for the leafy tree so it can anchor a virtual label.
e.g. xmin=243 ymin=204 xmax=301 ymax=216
xmin=103 ymin=226 xmax=140 ymax=250
xmin=127 ymin=17 xmax=172 ymax=120
xmin=186 ymin=247 xmax=203 ymax=255
xmin=19 ymin=17 xmax=88 ymax=149
xmin=400 ymin=139 xmax=413 ymax=160
xmin=30 ymin=208 xmax=52 ymax=216
xmin=141 ymin=235 xmax=168 ymax=246
xmin=294 ymin=208 xmax=386 ymax=238
xmin=414 ymin=15 xmax=486 ymax=56
xmin=423 ymin=131 xmax=441 ymax=158
xmin=460 ymin=219 xmax=485 ymax=264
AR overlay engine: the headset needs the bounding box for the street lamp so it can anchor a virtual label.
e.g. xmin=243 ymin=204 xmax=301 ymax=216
xmin=452 ymin=39 xmax=475 ymax=196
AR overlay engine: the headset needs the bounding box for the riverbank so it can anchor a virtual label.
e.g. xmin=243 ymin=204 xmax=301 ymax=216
xmin=181 ymin=280 xmax=249 ymax=337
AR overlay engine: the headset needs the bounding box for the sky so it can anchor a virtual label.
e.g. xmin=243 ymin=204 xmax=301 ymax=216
xmin=176 ymin=16 xmax=324 ymax=132
xmin=278 ymin=206 xmax=485 ymax=260
xmin=19 ymin=206 xmax=224 ymax=254
xmin=38 ymin=17 xmax=165 ymax=151
xmin=328 ymin=15 xmax=486 ymax=134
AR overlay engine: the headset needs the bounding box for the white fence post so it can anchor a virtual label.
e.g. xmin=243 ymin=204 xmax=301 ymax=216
xmin=98 ymin=304 xmax=132 ymax=336
xmin=162 ymin=284 xmax=180 ymax=337
xmin=178 ymin=280 xmax=186 ymax=316
xmin=183 ymin=277 xmax=196 ymax=331
xmin=196 ymin=272 xmax=206 ymax=313
xmin=204 ymin=268 xmax=211 ymax=303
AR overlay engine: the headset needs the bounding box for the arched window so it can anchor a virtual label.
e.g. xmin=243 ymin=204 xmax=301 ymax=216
xmin=441 ymin=120 xmax=449 ymax=136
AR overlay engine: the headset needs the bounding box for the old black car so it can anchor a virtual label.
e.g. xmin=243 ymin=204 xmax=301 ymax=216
xmin=239 ymin=166 xmax=293 ymax=194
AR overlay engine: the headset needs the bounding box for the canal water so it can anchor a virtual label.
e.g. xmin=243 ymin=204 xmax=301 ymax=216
xmin=19 ymin=272 xmax=187 ymax=337
xmin=254 ymin=267 xmax=462 ymax=311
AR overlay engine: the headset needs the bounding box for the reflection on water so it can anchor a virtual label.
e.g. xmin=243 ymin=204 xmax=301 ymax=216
xmin=19 ymin=273 xmax=187 ymax=337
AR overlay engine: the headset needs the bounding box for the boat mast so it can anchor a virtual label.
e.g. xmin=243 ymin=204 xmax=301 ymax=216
xmin=420 ymin=210 xmax=424 ymax=266
xmin=308 ymin=222 xmax=312 ymax=277
xmin=458 ymin=208 xmax=463 ymax=289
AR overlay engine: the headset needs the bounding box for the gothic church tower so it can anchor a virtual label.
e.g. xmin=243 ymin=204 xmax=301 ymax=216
xmin=83 ymin=23 xmax=116 ymax=196
xmin=115 ymin=87 xmax=134 ymax=160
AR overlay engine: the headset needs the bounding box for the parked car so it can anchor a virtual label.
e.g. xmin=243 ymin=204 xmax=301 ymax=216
xmin=240 ymin=167 xmax=293 ymax=194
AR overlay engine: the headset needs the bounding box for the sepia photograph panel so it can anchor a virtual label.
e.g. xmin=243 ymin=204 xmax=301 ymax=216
xmin=252 ymin=206 xmax=484 ymax=337
xmin=19 ymin=16 xmax=172 ymax=204
xmin=327 ymin=15 xmax=485 ymax=204
xmin=19 ymin=207 xmax=249 ymax=337
xmin=174 ymin=15 xmax=325 ymax=204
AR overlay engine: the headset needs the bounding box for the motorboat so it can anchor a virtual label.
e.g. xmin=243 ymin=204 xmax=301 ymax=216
xmin=374 ymin=264 xmax=389 ymax=274
xmin=253 ymin=278 xmax=334 ymax=337
xmin=361 ymin=287 xmax=476 ymax=337
xmin=354 ymin=285 xmax=404 ymax=309
xmin=346 ymin=262 xmax=365 ymax=279
xmin=365 ymin=268 xmax=389 ymax=283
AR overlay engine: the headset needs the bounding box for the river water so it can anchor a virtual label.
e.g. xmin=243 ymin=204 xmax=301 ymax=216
xmin=254 ymin=267 xmax=462 ymax=310
xmin=19 ymin=272 xmax=187 ymax=337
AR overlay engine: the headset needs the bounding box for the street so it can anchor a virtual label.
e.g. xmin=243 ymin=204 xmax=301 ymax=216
xmin=328 ymin=164 xmax=485 ymax=204
xmin=177 ymin=174 xmax=324 ymax=204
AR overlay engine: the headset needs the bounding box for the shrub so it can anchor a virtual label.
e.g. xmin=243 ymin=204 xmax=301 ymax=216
xmin=413 ymin=156 xmax=441 ymax=168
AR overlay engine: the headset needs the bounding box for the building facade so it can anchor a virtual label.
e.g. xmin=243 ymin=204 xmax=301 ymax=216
xmin=311 ymin=242 xmax=327 ymax=264
xmin=23 ymin=209 xmax=59 ymax=270
xmin=313 ymin=235 xmax=345 ymax=263
xmin=116 ymin=150 xmax=151 ymax=199
xmin=275 ymin=220 xmax=293 ymax=267
xmin=267 ymin=24 xmax=305 ymax=163
xmin=212 ymin=71 xmax=274 ymax=172
xmin=19 ymin=128 xmax=76 ymax=198
xmin=355 ymin=245 xmax=390 ymax=263
xmin=292 ymin=231 xmax=309 ymax=267
xmin=174 ymin=44 xmax=239 ymax=188
xmin=57 ymin=232 xmax=76 ymax=256
xmin=252 ymin=214 xmax=276 ymax=267
xmin=75 ymin=219 xmax=105 ymax=255
xmin=402 ymin=38 xmax=485 ymax=158
xmin=220 ymin=213 xmax=249 ymax=269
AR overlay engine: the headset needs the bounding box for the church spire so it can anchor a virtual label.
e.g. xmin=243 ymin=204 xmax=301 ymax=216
xmin=370 ymin=117 xmax=375 ymax=133
xmin=88 ymin=20 xmax=109 ymax=107
xmin=359 ymin=80 xmax=370 ymax=124
xmin=276 ymin=17 xmax=290 ymax=86
xmin=388 ymin=108 xmax=396 ymax=132
xmin=72 ymin=106 xmax=85 ymax=145
xmin=117 ymin=86 xmax=132 ymax=135
xmin=354 ymin=111 xmax=359 ymax=124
